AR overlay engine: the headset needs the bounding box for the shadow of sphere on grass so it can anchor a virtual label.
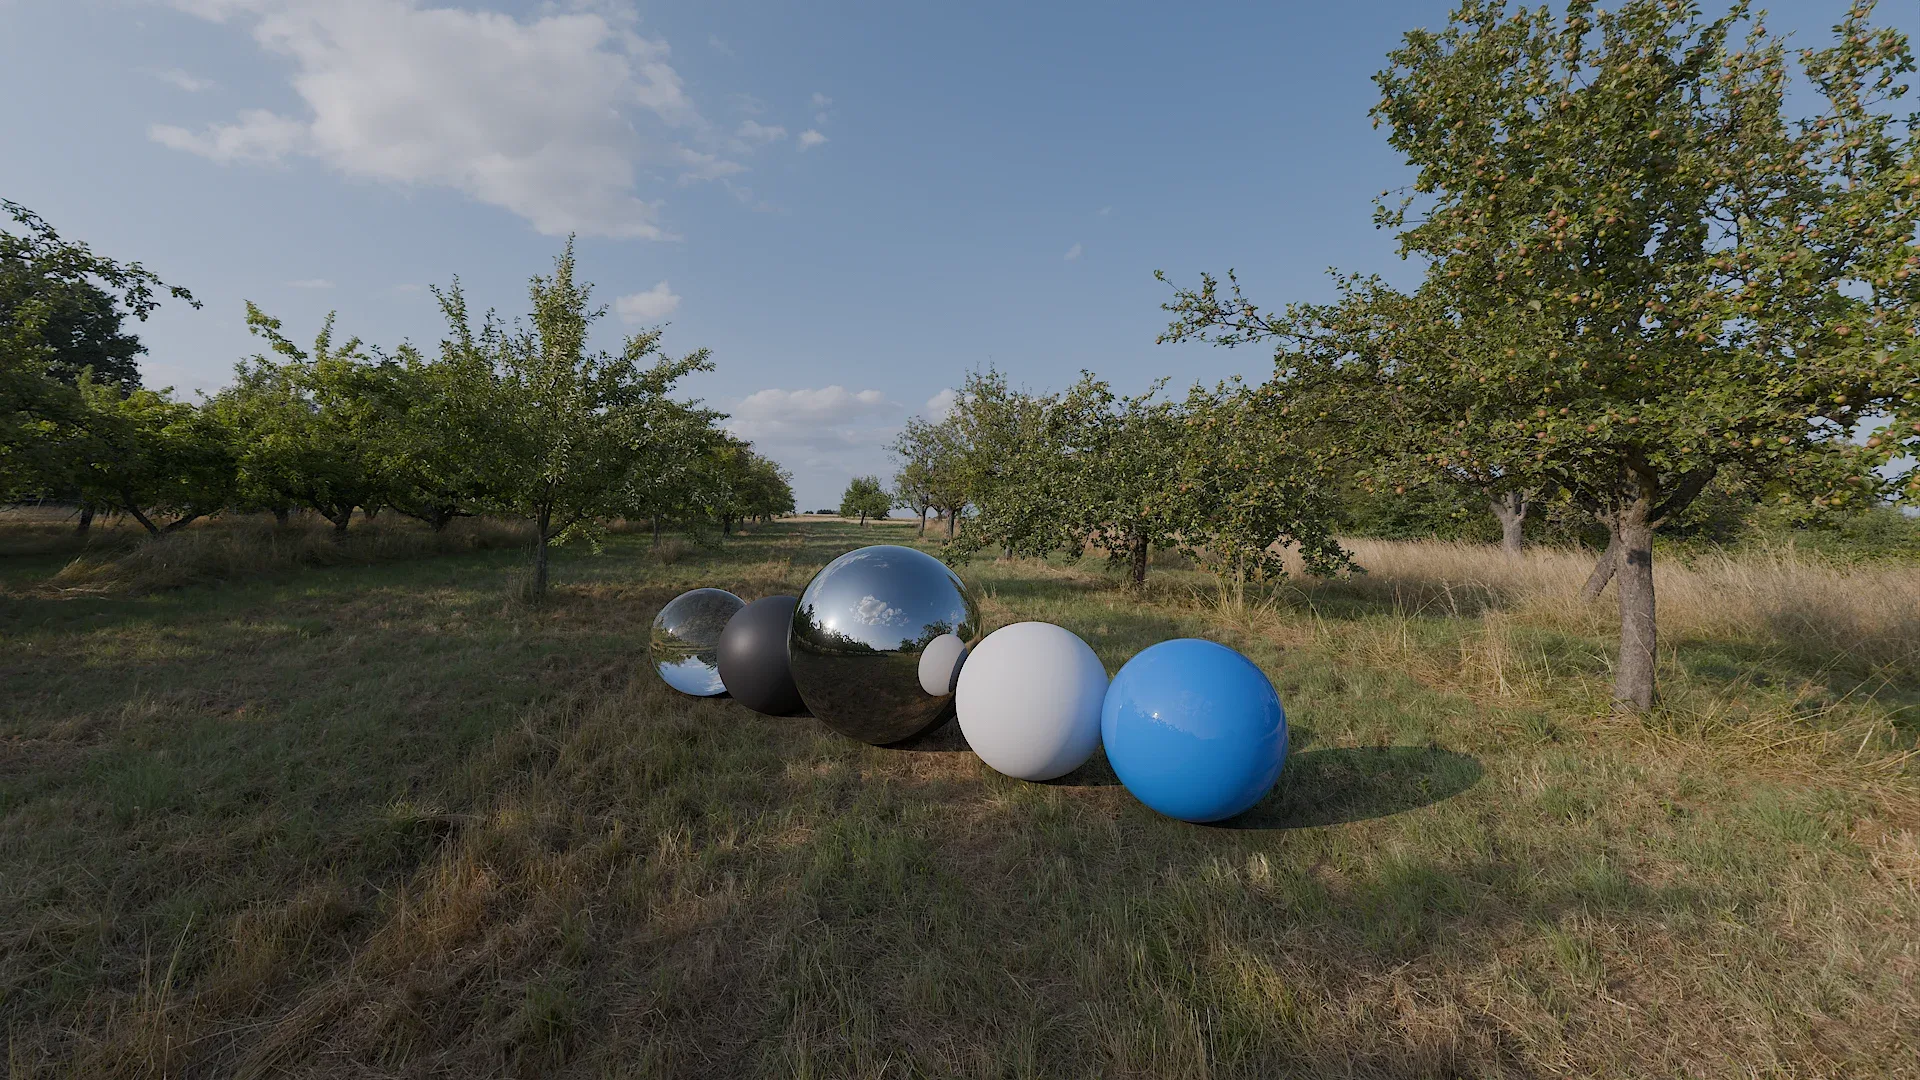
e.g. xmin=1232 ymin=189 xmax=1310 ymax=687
xmin=1222 ymin=746 xmax=1484 ymax=830
xmin=883 ymin=716 xmax=972 ymax=752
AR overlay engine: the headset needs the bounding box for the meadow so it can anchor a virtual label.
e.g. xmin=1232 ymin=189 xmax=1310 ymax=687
xmin=2 ymin=513 xmax=1916 ymax=1078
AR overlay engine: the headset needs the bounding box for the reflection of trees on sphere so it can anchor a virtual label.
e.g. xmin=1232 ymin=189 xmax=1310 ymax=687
xmin=789 ymin=545 xmax=980 ymax=745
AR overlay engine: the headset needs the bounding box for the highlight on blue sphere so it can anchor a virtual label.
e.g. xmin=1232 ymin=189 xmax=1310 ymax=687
xmin=1101 ymin=638 xmax=1287 ymax=823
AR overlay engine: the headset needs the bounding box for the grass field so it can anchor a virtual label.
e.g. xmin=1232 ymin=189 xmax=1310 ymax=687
xmin=2 ymin=516 xmax=1917 ymax=1078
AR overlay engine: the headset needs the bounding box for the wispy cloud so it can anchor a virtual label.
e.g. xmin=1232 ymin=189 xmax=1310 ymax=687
xmin=287 ymin=278 xmax=335 ymax=289
xmin=721 ymin=179 xmax=779 ymax=214
xmin=148 ymin=68 xmax=214 ymax=92
xmin=797 ymin=129 xmax=828 ymax=151
xmin=810 ymin=91 xmax=833 ymax=125
xmin=736 ymin=120 xmax=787 ymax=144
xmin=674 ymin=146 xmax=746 ymax=184
xmin=925 ymin=388 xmax=958 ymax=419
xmin=615 ymin=281 xmax=681 ymax=322
xmin=1063 ymin=243 xmax=1083 ymax=262
xmin=151 ymin=0 xmax=748 ymax=240
xmin=1097 ymin=205 xmax=1112 ymax=217
xmin=707 ymin=34 xmax=734 ymax=58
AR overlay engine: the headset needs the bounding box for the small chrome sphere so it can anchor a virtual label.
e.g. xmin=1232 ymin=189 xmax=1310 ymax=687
xmin=651 ymin=587 xmax=745 ymax=696
xmin=789 ymin=545 xmax=980 ymax=744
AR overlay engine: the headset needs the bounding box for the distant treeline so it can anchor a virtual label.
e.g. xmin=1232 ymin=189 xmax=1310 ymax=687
xmin=1 ymin=205 xmax=791 ymax=595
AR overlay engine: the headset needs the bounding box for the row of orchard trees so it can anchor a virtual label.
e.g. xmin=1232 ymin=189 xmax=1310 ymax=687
xmin=1 ymin=209 xmax=793 ymax=595
xmin=898 ymin=0 xmax=1920 ymax=713
xmin=892 ymin=368 xmax=1356 ymax=589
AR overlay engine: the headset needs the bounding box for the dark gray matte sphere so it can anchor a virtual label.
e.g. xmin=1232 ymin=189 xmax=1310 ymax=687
xmin=716 ymin=595 xmax=804 ymax=716
xmin=651 ymin=588 xmax=745 ymax=696
xmin=789 ymin=545 xmax=980 ymax=745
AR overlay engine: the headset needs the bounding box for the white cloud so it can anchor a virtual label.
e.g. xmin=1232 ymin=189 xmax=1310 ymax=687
xmin=707 ymin=33 xmax=733 ymax=57
xmin=286 ymin=277 xmax=335 ymax=289
xmin=392 ymin=282 xmax=424 ymax=293
xmin=1097 ymin=205 xmax=1112 ymax=216
xmin=149 ymin=68 xmax=215 ymax=92
xmin=674 ymin=146 xmax=746 ymax=184
xmin=736 ymin=120 xmax=787 ymax=144
xmin=151 ymin=108 xmax=306 ymax=164
xmin=614 ymin=280 xmax=680 ymax=322
xmin=1064 ymin=242 xmax=1083 ymax=261
xmin=726 ymin=386 xmax=899 ymax=508
xmin=151 ymin=0 xmax=746 ymax=239
xmin=924 ymin=388 xmax=958 ymax=419
xmin=797 ymin=129 xmax=827 ymax=150
xmin=854 ymin=595 xmax=904 ymax=626
xmin=732 ymin=386 xmax=886 ymax=430
xmin=810 ymin=92 xmax=833 ymax=109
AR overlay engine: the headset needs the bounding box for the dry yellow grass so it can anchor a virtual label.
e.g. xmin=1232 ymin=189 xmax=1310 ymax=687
xmin=3 ymin=521 xmax=1916 ymax=1077
xmin=1305 ymin=538 xmax=1920 ymax=670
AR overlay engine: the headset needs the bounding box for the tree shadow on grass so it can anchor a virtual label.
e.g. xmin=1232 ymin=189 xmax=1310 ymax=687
xmin=1224 ymin=746 xmax=1484 ymax=830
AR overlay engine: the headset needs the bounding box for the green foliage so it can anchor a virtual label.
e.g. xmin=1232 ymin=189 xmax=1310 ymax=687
xmin=943 ymin=369 xmax=1057 ymax=558
xmin=1 ymin=200 xmax=197 ymax=501
xmin=1 ymin=210 xmax=778 ymax=584
xmin=71 ymin=377 xmax=235 ymax=533
xmin=936 ymin=369 xmax=1347 ymax=588
xmin=1162 ymin=0 xmax=1920 ymax=708
xmin=211 ymin=306 xmax=392 ymax=533
xmin=839 ymin=474 xmax=890 ymax=524
xmin=891 ymin=414 xmax=969 ymax=536
xmin=0 ymin=269 xmax=146 ymax=390
xmin=376 ymin=286 xmax=513 ymax=531
xmin=705 ymin=437 xmax=796 ymax=531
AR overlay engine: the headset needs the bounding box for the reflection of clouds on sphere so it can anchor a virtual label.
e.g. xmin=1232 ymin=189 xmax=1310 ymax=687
xmin=651 ymin=588 xmax=745 ymax=696
xmin=854 ymin=595 xmax=905 ymax=626
xmin=790 ymin=545 xmax=979 ymax=745
xmin=955 ymin=622 xmax=1107 ymax=781
xmin=1102 ymin=639 xmax=1287 ymax=823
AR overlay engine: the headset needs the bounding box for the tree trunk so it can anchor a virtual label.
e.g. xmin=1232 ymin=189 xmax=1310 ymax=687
xmin=1128 ymin=527 xmax=1149 ymax=590
xmin=1610 ymin=507 xmax=1657 ymax=712
xmin=946 ymin=510 xmax=957 ymax=540
xmin=363 ymin=506 xmax=379 ymax=521
xmin=532 ymin=507 xmax=552 ymax=599
xmin=651 ymin=514 xmax=662 ymax=547
xmin=273 ymin=506 xmax=290 ymax=528
xmin=1580 ymin=537 xmax=1619 ymax=601
xmin=120 ymin=494 xmax=161 ymax=535
xmin=75 ymin=503 xmax=94 ymax=537
xmin=332 ymin=511 xmax=351 ymax=536
xmin=858 ymin=511 xmax=866 ymax=526
xmin=1491 ymin=490 xmax=1527 ymax=556
xmin=918 ymin=509 xmax=927 ymax=536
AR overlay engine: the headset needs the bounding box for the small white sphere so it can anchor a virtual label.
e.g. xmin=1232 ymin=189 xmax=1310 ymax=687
xmin=955 ymin=622 xmax=1109 ymax=781
xmin=918 ymin=632 xmax=969 ymax=696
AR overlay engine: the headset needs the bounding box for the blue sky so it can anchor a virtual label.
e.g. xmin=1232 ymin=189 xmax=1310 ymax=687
xmin=2 ymin=0 xmax=1910 ymax=509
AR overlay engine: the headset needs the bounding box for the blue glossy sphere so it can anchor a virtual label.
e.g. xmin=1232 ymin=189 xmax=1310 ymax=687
xmin=1101 ymin=639 xmax=1287 ymax=823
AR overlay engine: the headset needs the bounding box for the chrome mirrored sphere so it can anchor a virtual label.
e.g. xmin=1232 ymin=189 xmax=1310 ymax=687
xmin=790 ymin=545 xmax=981 ymax=745
xmin=651 ymin=588 xmax=745 ymax=696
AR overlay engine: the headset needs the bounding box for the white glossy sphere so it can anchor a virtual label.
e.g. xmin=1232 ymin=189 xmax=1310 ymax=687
xmin=918 ymin=633 xmax=969 ymax=696
xmin=954 ymin=622 xmax=1109 ymax=781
